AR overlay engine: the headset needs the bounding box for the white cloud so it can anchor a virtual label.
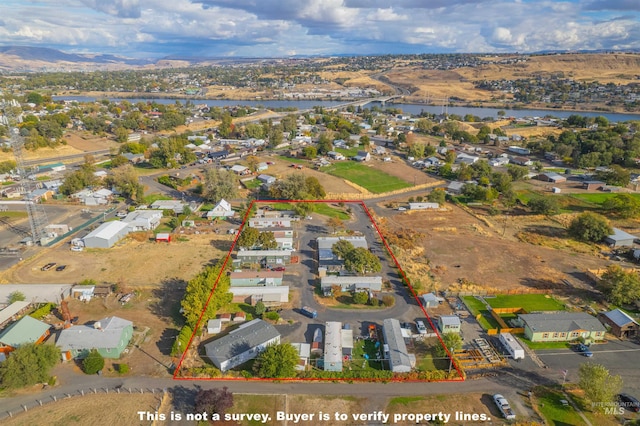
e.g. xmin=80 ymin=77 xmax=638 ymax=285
xmin=366 ymin=8 xmax=407 ymax=22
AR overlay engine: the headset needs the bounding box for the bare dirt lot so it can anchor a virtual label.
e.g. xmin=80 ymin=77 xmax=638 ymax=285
xmin=0 ymin=231 xmax=233 ymax=286
xmin=384 ymin=204 xmax=608 ymax=293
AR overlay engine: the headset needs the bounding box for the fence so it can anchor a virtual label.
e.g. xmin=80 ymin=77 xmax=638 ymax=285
xmin=447 ymin=288 xmax=552 ymax=297
xmin=0 ymin=386 xmax=167 ymax=422
xmin=45 ymin=206 xmax=117 ymax=247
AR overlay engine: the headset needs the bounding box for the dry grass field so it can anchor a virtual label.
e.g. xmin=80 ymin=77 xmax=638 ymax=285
xmin=0 ymin=231 xmax=232 ymax=286
xmin=384 ymin=203 xmax=607 ymax=293
xmin=4 ymin=393 xmax=164 ymax=426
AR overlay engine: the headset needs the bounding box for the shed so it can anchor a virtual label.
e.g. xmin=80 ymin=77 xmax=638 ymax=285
xmin=536 ymin=172 xmax=567 ymax=183
xmin=207 ymin=319 xmax=222 ymax=334
xmin=583 ymin=180 xmax=605 ymax=191
xmin=219 ymin=313 xmax=231 ymax=322
xmin=421 ymin=292 xmax=444 ymax=308
xmin=604 ymin=228 xmax=636 ymax=248
xmin=438 ymin=315 xmax=461 ymax=334
xmin=72 ymin=285 xmax=95 ymax=302
xmin=599 ymin=309 xmax=639 ymax=339
xmin=156 ymin=233 xmax=171 ymax=243
xmin=233 ymin=312 xmax=246 ymax=322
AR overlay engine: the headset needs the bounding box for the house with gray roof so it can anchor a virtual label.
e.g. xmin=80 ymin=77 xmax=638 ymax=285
xmin=204 ymin=319 xmax=280 ymax=372
xmin=517 ymin=312 xmax=606 ymax=342
xmin=317 ymin=236 xmax=368 ymax=271
xmin=320 ymin=276 xmax=382 ymax=293
xmin=56 ymin=316 xmax=133 ymax=359
xmin=599 ymin=309 xmax=639 ymax=339
xmin=382 ymin=319 xmax=412 ymax=373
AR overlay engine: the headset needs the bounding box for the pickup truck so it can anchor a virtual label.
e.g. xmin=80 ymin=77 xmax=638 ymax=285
xmin=493 ymin=394 xmax=516 ymax=420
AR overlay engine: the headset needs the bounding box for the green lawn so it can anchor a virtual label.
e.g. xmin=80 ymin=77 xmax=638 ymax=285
xmin=535 ymin=387 xmax=586 ymax=425
xmin=521 ymin=339 xmax=571 ymax=350
xmin=570 ymin=193 xmax=640 ymax=205
xmin=142 ymin=194 xmax=173 ymax=204
xmin=349 ymin=338 xmax=384 ymax=370
xmin=313 ymin=203 xmax=350 ymax=220
xmin=485 ymin=294 xmax=565 ymax=312
xmin=324 ymin=162 xmax=412 ymax=194
xmin=0 ymin=211 xmax=28 ymax=219
xmin=242 ymin=178 xmax=262 ymax=189
xmin=277 ymin=155 xmax=307 ymax=164
xmin=336 ymin=147 xmax=360 ymax=157
xmin=460 ymin=296 xmax=509 ymax=330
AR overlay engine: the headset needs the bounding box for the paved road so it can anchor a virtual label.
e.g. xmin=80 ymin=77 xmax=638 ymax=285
xmin=536 ymin=339 xmax=640 ymax=395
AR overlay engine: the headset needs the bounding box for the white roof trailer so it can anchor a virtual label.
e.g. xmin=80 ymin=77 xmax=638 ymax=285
xmin=499 ymin=332 xmax=525 ymax=360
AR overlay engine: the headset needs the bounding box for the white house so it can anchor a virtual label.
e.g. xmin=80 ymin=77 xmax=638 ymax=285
xmin=122 ymin=210 xmax=162 ymax=231
xmin=207 ymin=199 xmax=235 ymax=219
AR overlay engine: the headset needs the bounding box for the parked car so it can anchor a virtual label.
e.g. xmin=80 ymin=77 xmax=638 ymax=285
xmin=115 ymin=211 xmax=127 ymax=218
xmin=70 ymin=246 xmax=83 ymax=252
xmin=618 ymin=394 xmax=640 ymax=412
xmin=55 ymin=265 xmax=67 ymax=272
xmin=272 ymin=266 xmax=285 ymax=272
xmin=41 ymin=262 xmax=56 ymax=271
xmin=416 ymin=320 xmax=427 ymax=334
xmin=493 ymin=394 xmax=516 ymax=420
xmin=576 ymin=343 xmax=593 ymax=357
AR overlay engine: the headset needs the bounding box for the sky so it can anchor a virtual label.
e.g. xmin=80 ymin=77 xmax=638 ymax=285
xmin=1 ymin=0 xmax=639 ymax=58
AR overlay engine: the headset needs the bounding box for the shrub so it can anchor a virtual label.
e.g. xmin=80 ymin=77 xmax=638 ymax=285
xmin=264 ymin=311 xmax=280 ymax=322
xmin=382 ymin=295 xmax=395 ymax=307
xmin=30 ymin=302 xmax=55 ymax=320
xmin=82 ymin=349 xmax=105 ymax=375
xmin=353 ymin=291 xmax=369 ymax=305
xmin=118 ymin=363 xmax=129 ymax=374
xmin=369 ymin=298 xmax=380 ymax=307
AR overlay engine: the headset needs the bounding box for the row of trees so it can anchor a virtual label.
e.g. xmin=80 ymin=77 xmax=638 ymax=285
xmin=331 ymin=240 xmax=382 ymax=275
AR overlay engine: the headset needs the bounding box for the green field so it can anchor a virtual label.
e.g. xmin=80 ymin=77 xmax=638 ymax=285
xmin=460 ymin=296 xmax=500 ymax=330
xmin=277 ymin=155 xmax=307 ymax=164
xmin=324 ymin=162 xmax=412 ymax=194
xmin=570 ymin=192 xmax=640 ymax=204
xmin=485 ymin=294 xmax=565 ymax=312
xmin=535 ymin=387 xmax=583 ymax=425
xmin=336 ymin=147 xmax=360 ymax=157
xmin=313 ymin=203 xmax=350 ymax=220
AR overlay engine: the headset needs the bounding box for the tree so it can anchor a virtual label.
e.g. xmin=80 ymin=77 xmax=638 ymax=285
xmin=269 ymin=174 xmax=325 ymax=201
xmin=427 ymin=189 xmax=446 ymax=204
xmin=326 ymin=217 xmax=345 ymax=233
xmin=344 ymin=247 xmax=382 ymax=275
xmin=528 ymin=197 xmax=560 ymax=215
xmin=596 ymin=165 xmax=630 ymax=187
xmin=302 ymin=146 xmax=317 ymax=159
xmin=435 ymin=332 xmax=463 ymax=358
xmin=253 ymin=343 xmax=299 ymax=378
xmin=603 ymin=194 xmax=640 ymax=219
xmin=237 ymin=226 xmax=260 ymax=248
xmin=305 ymin=177 xmax=326 ymax=199
xmin=181 ymin=263 xmax=233 ymax=329
xmin=353 ymin=291 xmax=368 ymax=304
xmin=507 ymin=165 xmax=529 ymax=181
xmin=245 ymin=155 xmax=259 ymax=172
xmin=599 ymin=265 xmax=640 ymax=306
xmin=8 ymin=291 xmax=26 ymax=304
xmin=0 ymin=343 xmax=59 ymax=389
xmin=171 ymin=325 xmax=193 ymax=356
xmin=568 ymin=212 xmax=613 ymax=243
xmin=258 ymin=231 xmax=278 ymax=250
xmin=82 ymin=349 xmax=105 ymax=375
xmin=194 ymin=387 xmax=234 ymax=417
xmin=202 ymin=168 xmax=238 ymax=202
xmin=316 ymin=133 xmax=333 ymax=155
xmin=332 ymin=240 xmax=355 ymax=259
xmin=254 ymin=301 xmax=266 ymax=317
xmin=578 ymin=363 xmax=623 ymax=413
xmin=106 ymin=164 xmax=143 ymax=201
xmin=218 ymin=113 xmax=233 ymax=138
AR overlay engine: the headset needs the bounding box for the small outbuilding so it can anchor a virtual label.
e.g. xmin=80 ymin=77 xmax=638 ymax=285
xmin=207 ymin=319 xmax=222 ymax=334
xmin=604 ymin=228 xmax=636 ymax=248
xmin=599 ymin=309 xmax=639 ymax=339
xmin=438 ymin=315 xmax=462 ymax=334
xmin=155 ymin=233 xmax=171 ymax=243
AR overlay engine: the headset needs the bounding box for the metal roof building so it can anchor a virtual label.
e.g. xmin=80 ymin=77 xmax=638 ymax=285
xmin=324 ymin=321 xmax=343 ymax=372
xmin=320 ymin=276 xmax=383 ymax=292
xmin=382 ymin=318 xmax=412 ymax=373
xmin=83 ymin=221 xmax=130 ymax=248
xmin=604 ymin=228 xmax=636 ymax=248
xmin=0 ymin=315 xmax=51 ymax=350
xmin=205 ymin=319 xmax=280 ymax=372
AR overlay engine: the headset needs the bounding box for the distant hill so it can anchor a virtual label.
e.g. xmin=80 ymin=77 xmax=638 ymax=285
xmin=0 ymin=46 xmax=151 ymax=72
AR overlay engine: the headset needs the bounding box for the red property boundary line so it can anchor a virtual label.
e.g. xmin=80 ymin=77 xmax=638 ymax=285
xmin=173 ymin=199 xmax=464 ymax=382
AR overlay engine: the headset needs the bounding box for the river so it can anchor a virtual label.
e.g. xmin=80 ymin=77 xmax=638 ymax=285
xmin=53 ymin=96 xmax=640 ymax=122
